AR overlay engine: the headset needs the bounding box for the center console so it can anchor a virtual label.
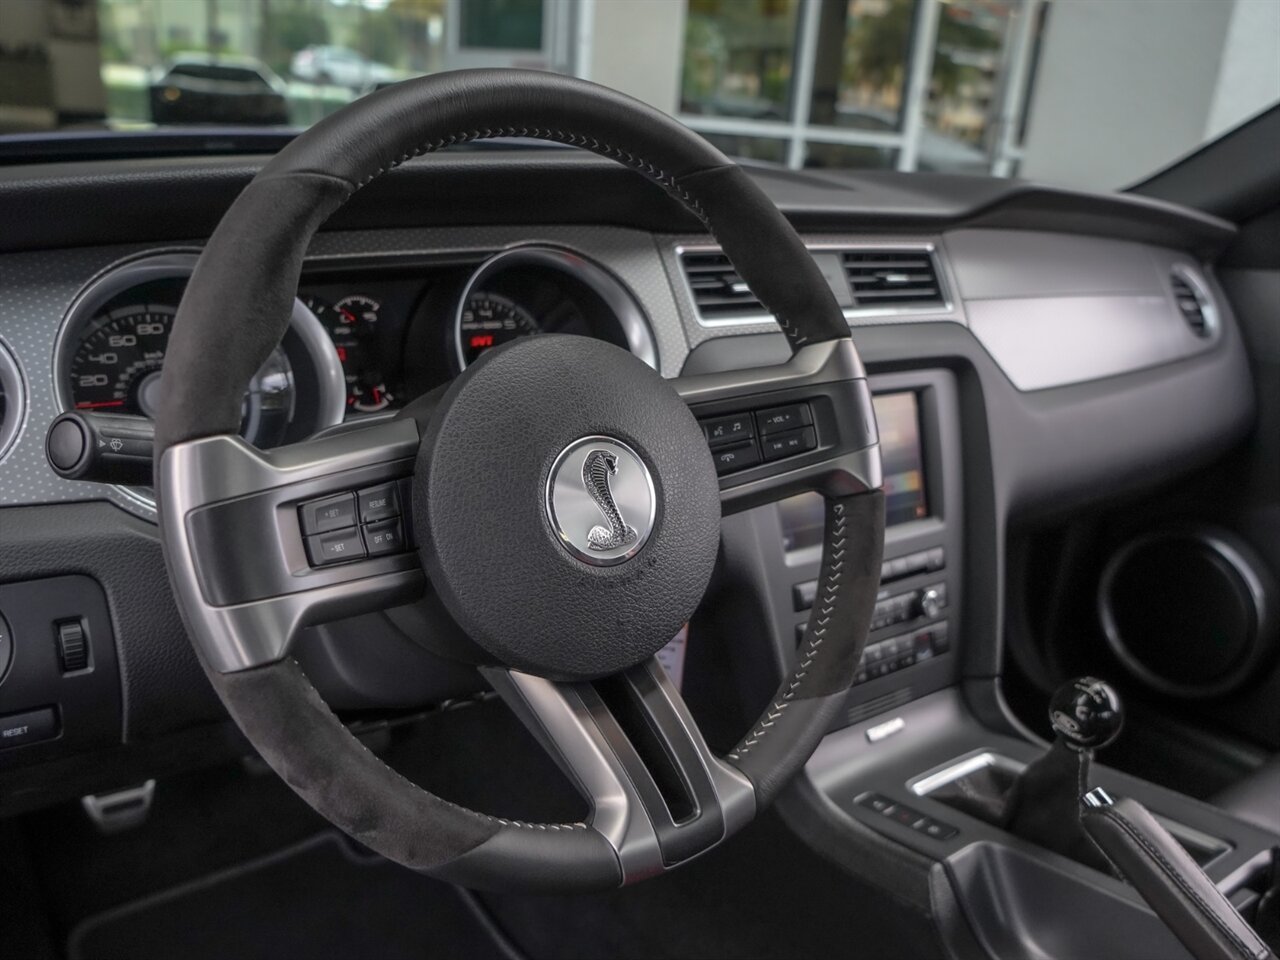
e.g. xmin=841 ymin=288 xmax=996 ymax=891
xmin=723 ymin=368 xmax=964 ymax=729
xmin=716 ymin=363 xmax=1280 ymax=959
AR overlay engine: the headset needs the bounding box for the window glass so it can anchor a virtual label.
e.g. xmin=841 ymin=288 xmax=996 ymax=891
xmin=460 ymin=0 xmax=543 ymax=51
xmin=804 ymin=140 xmax=898 ymax=169
xmin=681 ymin=0 xmax=801 ymax=121
xmin=2 ymin=0 xmax=1278 ymax=192
xmin=166 ymin=63 xmax=267 ymax=86
xmin=809 ymin=0 xmax=917 ymax=132
xmin=917 ymin=0 xmax=1021 ymax=174
xmin=701 ymin=132 xmax=788 ymax=164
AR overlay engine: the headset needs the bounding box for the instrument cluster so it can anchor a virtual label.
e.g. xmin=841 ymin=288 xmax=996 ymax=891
xmin=57 ymin=246 xmax=656 ymax=453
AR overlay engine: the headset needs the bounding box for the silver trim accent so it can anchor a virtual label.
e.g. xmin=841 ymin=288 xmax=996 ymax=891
xmin=159 ymin=418 xmax=424 ymax=673
xmin=675 ymin=242 xmax=951 ymax=328
xmin=51 ymin=251 xmax=347 ymax=511
xmin=1170 ymin=264 xmax=1220 ymax=340
xmin=673 ymin=338 xmax=867 ymax=404
xmin=453 ymin=245 xmax=658 ymax=372
xmin=545 ymin=436 xmax=656 ymax=567
xmin=0 ymin=335 xmax=28 ymax=464
xmin=911 ymin=749 xmax=1232 ymax=866
xmin=482 ymin=660 xmax=755 ymax=883
xmin=865 ymin=717 xmax=906 ymax=743
xmin=909 ymin=750 xmax=1025 ymax=797
xmin=483 ymin=666 xmax=661 ymax=879
xmin=81 ymin=780 xmax=156 ymax=834
xmin=1082 ymin=787 xmax=1115 ymax=809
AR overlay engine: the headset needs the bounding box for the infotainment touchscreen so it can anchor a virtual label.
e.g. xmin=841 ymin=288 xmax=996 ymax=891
xmin=778 ymin=391 xmax=928 ymax=553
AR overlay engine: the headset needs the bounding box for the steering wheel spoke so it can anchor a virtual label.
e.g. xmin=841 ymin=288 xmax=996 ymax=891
xmin=675 ymin=338 xmax=882 ymax=513
xmin=483 ymin=658 xmax=755 ymax=882
xmin=160 ymin=417 xmax=426 ymax=673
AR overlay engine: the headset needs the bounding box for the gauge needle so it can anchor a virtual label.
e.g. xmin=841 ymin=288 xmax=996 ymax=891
xmin=75 ymin=400 xmax=126 ymax=409
xmin=340 ymin=309 xmax=357 ymax=324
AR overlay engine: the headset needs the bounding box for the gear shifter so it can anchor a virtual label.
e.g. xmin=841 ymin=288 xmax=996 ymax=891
xmin=1046 ymin=675 xmax=1124 ymax=750
xmin=929 ymin=678 xmax=1274 ymax=959
xmin=1002 ymin=677 xmax=1124 ymax=872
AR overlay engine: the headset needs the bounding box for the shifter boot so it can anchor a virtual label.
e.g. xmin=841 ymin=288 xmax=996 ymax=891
xmin=1004 ymin=739 xmax=1115 ymax=873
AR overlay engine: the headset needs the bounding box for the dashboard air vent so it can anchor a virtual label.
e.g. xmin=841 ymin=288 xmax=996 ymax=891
xmin=844 ymin=250 xmax=943 ymax=309
xmin=1170 ymin=270 xmax=1212 ymax=338
xmin=680 ymin=251 xmax=764 ymax=319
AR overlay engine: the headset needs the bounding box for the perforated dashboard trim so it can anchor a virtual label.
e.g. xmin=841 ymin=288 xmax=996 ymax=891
xmin=0 ymin=226 xmax=687 ymax=521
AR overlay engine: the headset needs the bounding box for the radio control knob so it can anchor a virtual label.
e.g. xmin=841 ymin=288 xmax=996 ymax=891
xmin=918 ymin=588 xmax=942 ymax=620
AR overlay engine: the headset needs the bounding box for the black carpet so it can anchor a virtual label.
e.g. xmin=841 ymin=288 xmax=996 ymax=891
xmin=69 ymin=833 xmax=519 ymax=960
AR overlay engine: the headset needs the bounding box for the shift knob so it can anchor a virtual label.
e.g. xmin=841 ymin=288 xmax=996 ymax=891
xmin=1048 ymin=677 xmax=1123 ymax=751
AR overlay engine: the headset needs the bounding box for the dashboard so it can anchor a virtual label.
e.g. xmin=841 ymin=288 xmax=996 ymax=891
xmin=0 ymin=153 xmax=1256 ymax=803
xmin=51 ymin=244 xmax=655 ymax=464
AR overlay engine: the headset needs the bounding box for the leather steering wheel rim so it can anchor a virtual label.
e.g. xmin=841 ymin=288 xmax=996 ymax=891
xmin=155 ymin=69 xmax=886 ymax=892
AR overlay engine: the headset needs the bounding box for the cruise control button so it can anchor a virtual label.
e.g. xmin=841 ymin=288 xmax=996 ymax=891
xmin=761 ymin=426 xmax=817 ymax=461
xmin=702 ymin=413 xmax=753 ymax=447
xmin=0 ymin=708 xmax=58 ymax=749
xmin=299 ymin=493 xmax=356 ymax=535
xmin=305 ymin=527 xmax=365 ymax=566
xmin=357 ymin=483 xmax=399 ymax=523
xmin=363 ymin=518 xmax=404 ymax=557
xmin=756 ymin=403 xmax=812 ymax=435
xmin=712 ymin=441 xmax=761 ymax=475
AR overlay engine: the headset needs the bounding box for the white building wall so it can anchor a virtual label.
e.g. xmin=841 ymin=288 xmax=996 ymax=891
xmin=1018 ymin=0 xmax=1236 ymax=189
xmin=585 ymin=0 xmax=686 ymax=115
xmin=1206 ymin=0 xmax=1280 ymax=138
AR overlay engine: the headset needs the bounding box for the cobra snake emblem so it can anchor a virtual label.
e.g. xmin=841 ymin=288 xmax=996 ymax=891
xmin=582 ymin=450 xmax=637 ymax=551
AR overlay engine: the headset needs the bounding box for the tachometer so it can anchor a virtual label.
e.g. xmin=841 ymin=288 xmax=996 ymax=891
xmin=458 ymin=292 xmax=538 ymax=367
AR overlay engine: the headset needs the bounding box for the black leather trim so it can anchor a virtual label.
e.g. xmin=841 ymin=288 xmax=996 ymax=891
xmin=1083 ymin=796 xmax=1273 ymax=960
xmin=728 ymin=490 xmax=885 ymax=804
xmin=1215 ymin=755 xmax=1280 ymax=836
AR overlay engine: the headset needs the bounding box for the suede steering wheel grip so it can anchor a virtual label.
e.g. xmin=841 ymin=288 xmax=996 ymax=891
xmin=153 ymin=69 xmax=848 ymax=454
xmin=154 ymin=69 xmax=886 ymax=892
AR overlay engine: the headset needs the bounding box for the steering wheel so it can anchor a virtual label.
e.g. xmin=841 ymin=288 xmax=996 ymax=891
xmin=154 ymin=70 xmax=885 ymax=892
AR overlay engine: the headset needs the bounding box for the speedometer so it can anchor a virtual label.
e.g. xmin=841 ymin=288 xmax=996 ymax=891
xmin=69 ymin=305 xmax=174 ymax=415
xmin=457 ymin=292 xmax=538 ymax=366
xmin=68 ymin=302 xmax=296 ymax=446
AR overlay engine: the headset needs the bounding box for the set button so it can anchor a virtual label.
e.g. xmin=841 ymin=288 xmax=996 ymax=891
xmin=299 ymin=481 xmax=410 ymax=568
xmin=299 ymin=493 xmax=356 ymax=536
xmin=304 ymin=527 xmax=364 ymax=566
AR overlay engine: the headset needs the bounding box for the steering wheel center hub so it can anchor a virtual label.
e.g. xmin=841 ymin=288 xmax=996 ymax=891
xmin=546 ymin=436 xmax=656 ymax=566
xmin=413 ymin=335 xmax=721 ymax=680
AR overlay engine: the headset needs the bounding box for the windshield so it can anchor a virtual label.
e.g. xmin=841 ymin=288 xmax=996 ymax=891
xmin=2 ymin=0 xmax=1276 ymax=190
